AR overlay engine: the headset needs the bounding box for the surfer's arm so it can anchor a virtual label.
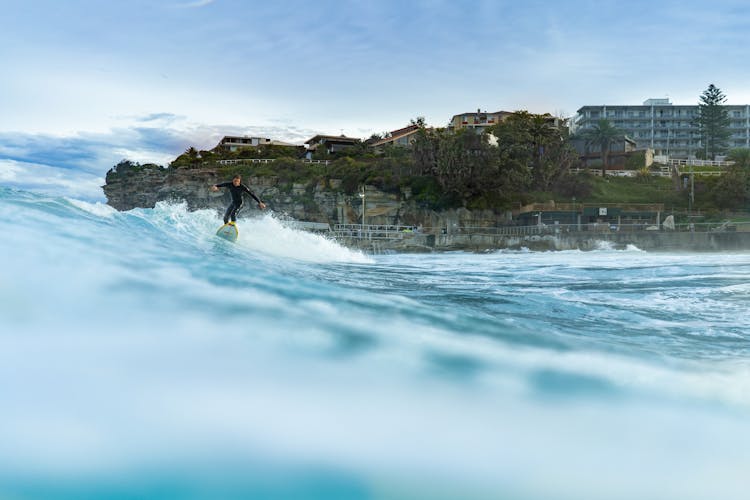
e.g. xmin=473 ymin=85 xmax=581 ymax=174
xmin=242 ymin=185 xmax=266 ymax=209
xmin=211 ymin=182 xmax=231 ymax=192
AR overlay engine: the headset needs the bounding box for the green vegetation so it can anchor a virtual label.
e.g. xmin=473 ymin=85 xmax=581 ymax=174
xmin=705 ymin=148 xmax=750 ymax=210
xmin=106 ymin=159 xmax=165 ymax=180
xmin=585 ymin=176 xmax=682 ymax=205
xmin=695 ymin=84 xmax=731 ymax=160
xmin=111 ymin=111 xmax=750 ymax=216
xmin=624 ymin=150 xmax=646 ymax=170
xmin=579 ymin=119 xmax=622 ymax=177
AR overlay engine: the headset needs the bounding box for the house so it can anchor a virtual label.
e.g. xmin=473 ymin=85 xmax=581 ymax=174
xmin=368 ymin=124 xmax=422 ymax=150
xmin=304 ymin=134 xmax=361 ymax=158
xmin=449 ymin=109 xmax=512 ymax=133
xmin=570 ymin=135 xmax=643 ymax=169
xmin=215 ymin=136 xmax=299 ymax=152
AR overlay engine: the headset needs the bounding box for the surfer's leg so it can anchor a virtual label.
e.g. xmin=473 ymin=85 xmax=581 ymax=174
xmin=230 ymin=202 xmax=243 ymax=222
xmin=223 ymin=204 xmax=233 ymax=224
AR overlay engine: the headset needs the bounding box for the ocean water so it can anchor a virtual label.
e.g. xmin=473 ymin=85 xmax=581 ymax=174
xmin=2 ymin=186 xmax=750 ymax=499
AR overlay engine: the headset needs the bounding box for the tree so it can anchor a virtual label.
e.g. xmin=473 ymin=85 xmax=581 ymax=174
xmin=491 ymin=111 xmax=566 ymax=191
xmin=695 ymin=84 xmax=730 ymax=160
xmin=582 ymin=119 xmax=621 ymax=177
xmin=410 ymin=116 xmax=427 ymax=128
xmin=712 ymin=148 xmax=750 ymax=209
xmin=411 ymin=127 xmax=441 ymax=176
xmin=727 ymin=148 xmax=750 ymax=169
xmin=710 ymin=166 xmax=749 ymax=209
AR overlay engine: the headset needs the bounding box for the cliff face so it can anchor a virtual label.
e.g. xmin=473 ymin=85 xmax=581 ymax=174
xmin=102 ymin=166 xmax=747 ymax=252
xmin=104 ymin=166 xmax=220 ymax=211
xmin=102 ymin=166 xmax=502 ymax=230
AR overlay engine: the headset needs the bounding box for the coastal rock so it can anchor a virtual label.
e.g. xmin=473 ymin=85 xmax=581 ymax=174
xmin=103 ymin=166 xmax=427 ymax=227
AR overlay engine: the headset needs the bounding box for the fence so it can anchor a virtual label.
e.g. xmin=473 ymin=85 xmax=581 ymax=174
xmin=331 ymin=224 xmax=422 ymax=240
xmin=665 ymin=158 xmax=734 ymax=168
xmin=569 ymin=164 xmax=727 ymax=178
xmin=216 ymin=159 xmax=331 ymax=166
xmin=323 ymin=221 xmax=750 ymax=240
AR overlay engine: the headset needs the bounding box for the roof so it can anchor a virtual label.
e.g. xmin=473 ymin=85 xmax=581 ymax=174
xmin=451 ymin=110 xmax=512 ymax=119
xmin=217 ymin=136 xmax=300 ymax=148
xmin=388 ymin=124 xmax=419 ymax=136
xmin=305 ymin=134 xmax=361 ymax=145
xmin=370 ymin=125 xmax=423 ymax=148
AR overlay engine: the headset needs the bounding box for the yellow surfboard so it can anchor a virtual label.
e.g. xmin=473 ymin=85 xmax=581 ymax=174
xmin=216 ymin=222 xmax=238 ymax=242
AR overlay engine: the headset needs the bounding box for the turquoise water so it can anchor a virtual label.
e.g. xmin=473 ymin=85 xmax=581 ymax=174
xmin=2 ymin=186 xmax=750 ymax=499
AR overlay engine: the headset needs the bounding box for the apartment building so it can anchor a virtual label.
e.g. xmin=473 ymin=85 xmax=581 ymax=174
xmin=575 ymin=98 xmax=750 ymax=158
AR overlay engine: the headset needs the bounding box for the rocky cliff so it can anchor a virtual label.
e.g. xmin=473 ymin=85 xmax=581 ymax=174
xmin=102 ymin=166 xmax=750 ymax=253
xmin=102 ymin=165 xmax=502 ymax=231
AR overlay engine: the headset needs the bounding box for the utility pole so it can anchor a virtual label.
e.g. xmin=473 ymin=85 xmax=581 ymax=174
xmin=691 ymin=167 xmax=695 ymax=212
xmin=688 ymin=164 xmax=695 ymax=232
xmin=359 ymin=185 xmax=366 ymax=232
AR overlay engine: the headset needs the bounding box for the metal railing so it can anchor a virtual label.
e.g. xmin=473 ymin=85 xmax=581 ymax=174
xmin=667 ymin=158 xmax=734 ymax=167
xmin=322 ymin=221 xmax=750 ymax=240
xmin=331 ymin=224 xmax=423 ymax=240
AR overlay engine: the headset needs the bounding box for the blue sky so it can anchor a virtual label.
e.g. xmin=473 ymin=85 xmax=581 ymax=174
xmin=2 ymin=0 xmax=750 ymax=199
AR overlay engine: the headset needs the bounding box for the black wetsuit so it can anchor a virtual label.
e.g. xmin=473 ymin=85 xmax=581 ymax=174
xmin=215 ymin=182 xmax=262 ymax=223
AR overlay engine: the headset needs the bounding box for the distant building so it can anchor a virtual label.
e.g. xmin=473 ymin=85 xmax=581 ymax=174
xmin=570 ymin=135 xmax=642 ymax=169
xmin=575 ymin=98 xmax=750 ymax=158
xmin=216 ymin=136 xmax=299 ymax=152
xmin=369 ymin=124 xmax=422 ymax=150
xmin=304 ymin=134 xmax=361 ymax=158
xmin=449 ymin=109 xmax=512 ymax=132
xmin=514 ymin=201 xmax=664 ymax=228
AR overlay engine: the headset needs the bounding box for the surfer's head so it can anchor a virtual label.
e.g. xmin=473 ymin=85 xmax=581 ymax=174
xmin=232 ymin=174 xmax=241 ymax=186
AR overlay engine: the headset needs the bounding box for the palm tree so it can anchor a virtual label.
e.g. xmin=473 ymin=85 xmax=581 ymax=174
xmin=583 ymin=119 xmax=621 ymax=177
xmin=727 ymin=148 xmax=750 ymax=169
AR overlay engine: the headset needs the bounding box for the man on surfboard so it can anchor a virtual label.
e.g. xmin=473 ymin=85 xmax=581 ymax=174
xmin=211 ymin=175 xmax=266 ymax=224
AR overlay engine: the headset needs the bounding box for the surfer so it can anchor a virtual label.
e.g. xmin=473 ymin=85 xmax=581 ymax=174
xmin=211 ymin=175 xmax=266 ymax=224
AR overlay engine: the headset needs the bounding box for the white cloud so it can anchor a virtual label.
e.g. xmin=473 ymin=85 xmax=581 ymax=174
xmin=0 ymin=159 xmax=104 ymax=200
xmin=0 ymin=118 xmax=325 ymax=201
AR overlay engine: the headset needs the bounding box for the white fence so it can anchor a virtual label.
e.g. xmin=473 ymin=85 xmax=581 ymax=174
xmin=216 ymin=159 xmax=331 ymax=166
xmin=570 ymin=164 xmax=725 ymax=178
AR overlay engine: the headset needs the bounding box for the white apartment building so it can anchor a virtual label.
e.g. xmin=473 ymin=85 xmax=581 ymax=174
xmin=575 ymin=98 xmax=750 ymax=158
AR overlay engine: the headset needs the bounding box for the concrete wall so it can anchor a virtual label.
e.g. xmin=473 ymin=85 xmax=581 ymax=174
xmin=343 ymin=230 xmax=750 ymax=253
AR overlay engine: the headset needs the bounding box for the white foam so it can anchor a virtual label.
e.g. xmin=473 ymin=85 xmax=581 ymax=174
xmin=593 ymin=240 xmax=616 ymax=251
xmin=129 ymin=202 xmax=372 ymax=264
xmin=66 ymin=198 xmax=118 ymax=218
xmin=236 ymin=213 xmax=373 ymax=264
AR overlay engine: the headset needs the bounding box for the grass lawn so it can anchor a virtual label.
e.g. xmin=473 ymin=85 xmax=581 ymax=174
xmin=584 ymin=176 xmax=685 ymax=206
